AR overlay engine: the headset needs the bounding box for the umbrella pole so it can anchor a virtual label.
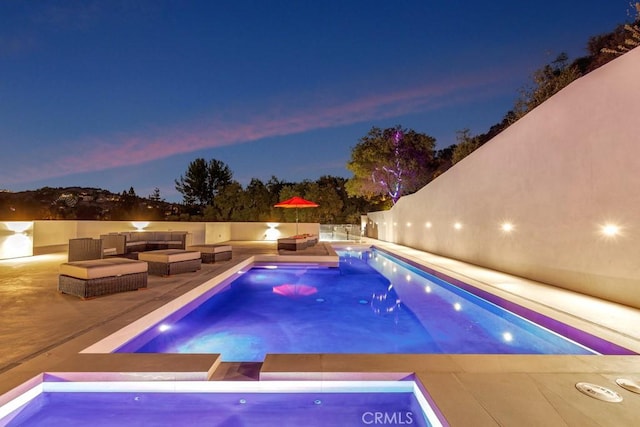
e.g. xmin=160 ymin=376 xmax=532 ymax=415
xmin=295 ymin=208 xmax=299 ymax=234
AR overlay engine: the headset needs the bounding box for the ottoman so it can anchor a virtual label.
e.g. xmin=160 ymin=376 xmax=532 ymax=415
xmin=138 ymin=249 xmax=202 ymax=276
xmin=58 ymin=258 xmax=148 ymax=299
xmin=187 ymin=245 xmax=232 ymax=263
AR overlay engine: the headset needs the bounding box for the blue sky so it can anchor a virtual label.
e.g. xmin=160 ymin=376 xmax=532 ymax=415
xmin=0 ymin=1 xmax=633 ymax=202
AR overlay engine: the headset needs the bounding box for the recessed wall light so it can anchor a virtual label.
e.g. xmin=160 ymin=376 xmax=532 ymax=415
xmin=131 ymin=221 xmax=149 ymax=231
xmin=453 ymin=222 xmax=462 ymax=230
xmin=601 ymin=223 xmax=620 ymax=237
xmin=501 ymin=222 xmax=514 ymax=232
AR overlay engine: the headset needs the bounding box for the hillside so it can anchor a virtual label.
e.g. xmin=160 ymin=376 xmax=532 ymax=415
xmin=0 ymin=187 xmax=182 ymax=221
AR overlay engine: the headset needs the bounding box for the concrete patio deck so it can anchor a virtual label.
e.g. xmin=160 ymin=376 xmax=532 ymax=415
xmin=1 ymin=239 xmax=639 ymax=425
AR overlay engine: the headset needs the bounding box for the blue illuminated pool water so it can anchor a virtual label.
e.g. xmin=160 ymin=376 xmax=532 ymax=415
xmin=1 ymin=381 xmax=437 ymax=427
xmin=116 ymin=248 xmax=630 ymax=361
xmin=5 ymin=392 xmax=429 ymax=427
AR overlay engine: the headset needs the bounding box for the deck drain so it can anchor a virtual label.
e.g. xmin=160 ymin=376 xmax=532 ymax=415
xmin=575 ymin=382 xmax=623 ymax=402
xmin=616 ymin=378 xmax=640 ymax=394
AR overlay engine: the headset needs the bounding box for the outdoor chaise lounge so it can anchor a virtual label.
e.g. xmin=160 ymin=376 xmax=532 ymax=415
xmin=277 ymin=234 xmax=318 ymax=251
xmin=58 ymin=258 xmax=148 ymax=299
xmin=138 ymin=249 xmax=202 ymax=276
xmin=304 ymin=234 xmax=318 ymax=245
xmin=187 ymin=244 xmax=232 ymax=263
xmin=277 ymin=236 xmax=308 ymax=251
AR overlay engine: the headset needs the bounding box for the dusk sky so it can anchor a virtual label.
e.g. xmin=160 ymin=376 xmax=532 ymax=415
xmin=1 ymin=1 xmax=634 ymax=202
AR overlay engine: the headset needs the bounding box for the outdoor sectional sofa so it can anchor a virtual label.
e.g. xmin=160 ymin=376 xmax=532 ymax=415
xmin=100 ymin=231 xmax=190 ymax=255
xmin=67 ymin=238 xmax=116 ymax=261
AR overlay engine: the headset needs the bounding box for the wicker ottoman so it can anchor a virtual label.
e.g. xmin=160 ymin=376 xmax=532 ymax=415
xmin=187 ymin=245 xmax=232 ymax=263
xmin=58 ymin=258 xmax=148 ymax=299
xmin=138 ymin=249 xmax=201 ymax=276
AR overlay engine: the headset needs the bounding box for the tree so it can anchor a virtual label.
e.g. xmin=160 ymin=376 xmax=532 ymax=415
xmin=244 ymin=178 xmax=274 ymax=221
xmin=601 ymin=2 xmax=640 ymax=55
xmin=211 ymin=181 xmax=245 ymax=221
xmin=149 ymin=187 xmax=163 ymax=202
xmin=346 ymin=125 xmax=436 ymax=204
xmin=304 ymin=180 xmax=343 ymax=223
xmin=452 ymin=129 xmax=482 ymax=165
xmin=432 ymin=145 xmax=455 ymax=179
xmin=510 ymin=53 xmax=581 ymax=123
xmin=175 ymin=158 xmax=233 ymax=207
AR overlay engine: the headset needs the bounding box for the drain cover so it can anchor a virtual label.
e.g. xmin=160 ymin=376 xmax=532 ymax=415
xmin=616 ymin=378 xmax=640 ymax=394
xmin=575 ymin=382 xmax=623 ymax=402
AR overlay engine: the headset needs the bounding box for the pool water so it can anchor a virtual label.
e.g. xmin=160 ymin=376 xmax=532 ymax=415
xmin=114 ymin=248 xmax=609 ymax=361
xmin=5 ymin=392 xmax=430 ymax=427
xmin=1 ymin=381 xmax=438 ymax=427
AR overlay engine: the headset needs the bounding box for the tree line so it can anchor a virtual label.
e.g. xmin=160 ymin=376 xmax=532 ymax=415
xmin=174 ymin=160 xmax=381 ymax=224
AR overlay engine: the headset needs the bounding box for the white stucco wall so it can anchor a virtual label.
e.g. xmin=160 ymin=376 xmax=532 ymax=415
xmin=229 ymin=222 xmax=319 ymax=241
xmin=23 ymin=220 xmax=321 ymax=254
xmin=33 ymin=220 xmax=77 ymax=249
xmin=367 ymin=47 xmax=640 ymax=308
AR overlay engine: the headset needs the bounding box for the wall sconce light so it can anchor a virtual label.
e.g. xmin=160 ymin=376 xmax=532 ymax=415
xmin=265 ymin=223 xmax=281 ymax=241
xmin=1 ymin=221 xmax=33 ymax=259
xmin=131 ymin=221 xmax=150 ymax=231
xmin=453 ymin=222 xmax=462 ymax=230
xmin=425 ymin=222 xmax=432 ymax=229
xmin=6 ymin=222 xmax=32 ymax=233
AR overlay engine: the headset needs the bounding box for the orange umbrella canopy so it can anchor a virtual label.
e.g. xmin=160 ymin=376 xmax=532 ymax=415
xmin=273 ymin=196 xmax=319 ymax=208
xmin=274 ymin=197 xmax=318 ymax=233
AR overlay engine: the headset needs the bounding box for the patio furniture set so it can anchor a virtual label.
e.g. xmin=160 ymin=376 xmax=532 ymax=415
xmin=58 ymin=234 xmax=232 ymax=300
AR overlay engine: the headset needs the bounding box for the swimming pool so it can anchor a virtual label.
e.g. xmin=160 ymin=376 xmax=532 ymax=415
xmin=0 ymin=380 xmax=443 ymax=426
xmin=101 ymin=247 xmax=632 ymax=361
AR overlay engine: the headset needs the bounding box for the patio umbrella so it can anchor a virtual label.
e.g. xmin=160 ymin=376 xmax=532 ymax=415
xmin=274 ymin=196 xmax=319 ymax=234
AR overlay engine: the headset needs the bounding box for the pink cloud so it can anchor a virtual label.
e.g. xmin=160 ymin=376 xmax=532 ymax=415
xmin=4 ymin=68 xmax=513 ymax=185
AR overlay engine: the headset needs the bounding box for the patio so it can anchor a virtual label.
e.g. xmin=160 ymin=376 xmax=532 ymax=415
xmin=1 ymin=239 xmax=639 ymax=425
